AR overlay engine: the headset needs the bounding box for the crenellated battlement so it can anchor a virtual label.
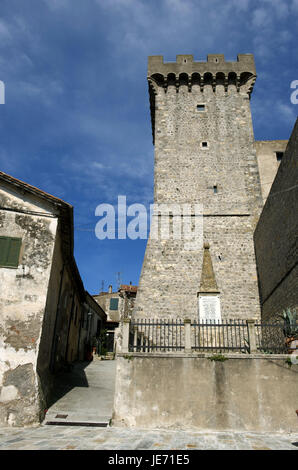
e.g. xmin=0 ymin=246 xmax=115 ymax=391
xmin=148 ymin=54 xmax=256 ymax=79
xmin=148 ymin=54 xmax=256 ymax=95
xmin=148 ymin=54 xmax=257 ymax=144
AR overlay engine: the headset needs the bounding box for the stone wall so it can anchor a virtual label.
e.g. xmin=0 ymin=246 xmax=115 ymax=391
xmin=255 ymin=140 xmax=288 ymax=203
xmin=254 ymin=119 xmax=298 ymax=321
xmin=113 ymin=353 xmax=298 ymax=432
xmin=134 ymin=55 xmax=263 ymax=321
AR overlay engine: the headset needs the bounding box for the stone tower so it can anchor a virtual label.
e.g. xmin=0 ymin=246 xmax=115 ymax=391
xmin=134 ymin=54 xmax=263 ymax=321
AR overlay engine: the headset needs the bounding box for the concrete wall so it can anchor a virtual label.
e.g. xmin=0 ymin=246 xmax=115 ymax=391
xmin=254 ymin=119 xmax=298 ymax=321
xmin=255 ymin=140 xmax=288 ymax=203
xmin=134 ymin=54 xmax=263 ymax=320
xmin=113 ymin=354 xmax=298 ymax=432
xmin=0 ymin=182 xmax=58 ymax=426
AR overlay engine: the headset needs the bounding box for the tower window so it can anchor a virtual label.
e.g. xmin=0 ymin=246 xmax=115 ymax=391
xmin=197 ymin=104 xmax=205 ymax=112
xmin=276 ymin=152 xmax=284 ymax=161
xmin=201 ymin=141 xmax=208 ymax=148
xmin=213 ymin=185 xmax=218 ymax=194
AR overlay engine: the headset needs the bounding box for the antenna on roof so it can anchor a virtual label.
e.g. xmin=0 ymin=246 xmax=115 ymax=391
xmin=117 ymin=272 xmax=122 ymax=290
xmin=101 ymin=280 xmax=104 ymax=293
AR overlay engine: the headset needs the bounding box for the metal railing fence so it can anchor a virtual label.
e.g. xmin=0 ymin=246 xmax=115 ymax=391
xmin=191 ymin=319 xmax=249 ymax=353
xmin=129 ymin=318 xmax=184 ymax=352
xmin=121 ymin=318 xmax=297 ymax=355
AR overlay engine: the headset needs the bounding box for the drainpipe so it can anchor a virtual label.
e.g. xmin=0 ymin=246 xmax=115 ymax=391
xmin=64 ymin=292 xmax=75 ymax=362
xmin=77 ymin=305 xmax=84 ymax=361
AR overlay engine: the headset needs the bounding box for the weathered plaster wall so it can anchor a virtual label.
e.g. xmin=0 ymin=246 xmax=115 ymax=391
xmin=0 ymin=183 xmax=58 ymax=426
xmin=36 ymin=230 xmax=63 ymax=402
xmin=255 ymin=140 xmax=288 ymax=203
xmin=120 ymin=296 xmax=135 ymax=320
xmin=35 ymin=228 xmax=85 ymax=403
xmin=113 ymin=354 xmax=298 ymax=432
xmin=254 ymin=119 xmax=298 ymax=321
xmin=46 ymin=255 xmax=83 ymax=370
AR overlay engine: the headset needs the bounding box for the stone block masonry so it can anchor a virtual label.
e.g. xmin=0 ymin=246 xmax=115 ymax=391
xmin=254 ymin=118 xmax=298 ymax=321
xmin=134 ymin=54 xmax=263 ymax=320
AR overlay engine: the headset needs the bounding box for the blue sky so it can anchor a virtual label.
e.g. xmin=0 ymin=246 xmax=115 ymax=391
xmin=0 ymin=0 xmax=297 ymax=295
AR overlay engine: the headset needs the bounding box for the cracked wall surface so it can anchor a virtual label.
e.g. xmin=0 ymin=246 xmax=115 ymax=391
xmin=113 ymin=355 xmax=298 ymax=432
xmin=0 ymin=182 xmax=58 ymax=426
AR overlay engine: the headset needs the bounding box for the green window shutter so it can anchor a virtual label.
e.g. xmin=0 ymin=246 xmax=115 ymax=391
xmin=0 ymin=237 xmax=10 ymax=265
xmin=0 ymin=236 xmax=22 ymax=267
xmin=110 ymin=298 xmax=119 ymax=310
xmin=7 ymin=238 xmax=22 ymax=267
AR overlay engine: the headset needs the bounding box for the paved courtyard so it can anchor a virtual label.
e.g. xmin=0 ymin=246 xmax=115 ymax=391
xmin=0 ymin=425 xmax=297 ymax=450
xmin=0 ymin=358 xmax=297 ymax=450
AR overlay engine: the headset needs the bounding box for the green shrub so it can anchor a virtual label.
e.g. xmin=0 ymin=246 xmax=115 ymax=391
xmin=208 ymin=354 xmax=228 ymax=362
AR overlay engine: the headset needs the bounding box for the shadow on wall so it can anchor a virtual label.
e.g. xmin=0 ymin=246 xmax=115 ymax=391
xmin=46 ymin=361 xmax=90 ymax=408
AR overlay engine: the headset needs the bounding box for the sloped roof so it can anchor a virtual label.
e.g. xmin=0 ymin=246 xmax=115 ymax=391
xmin=0 ymin=171 xmax=85 ymax=300
xmin=0 ymin=171 xmax=72 ymax=209
xmin=120 ymin=284 xmax=138 ymax=293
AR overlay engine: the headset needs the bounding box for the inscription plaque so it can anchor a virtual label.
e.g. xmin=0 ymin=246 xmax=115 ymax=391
xmin=198 ymin=295 xmax=221 ymax=322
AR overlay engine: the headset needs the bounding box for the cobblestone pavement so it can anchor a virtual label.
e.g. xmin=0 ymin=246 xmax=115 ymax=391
xmin=0 ymin=425 xmax=297 ymax=450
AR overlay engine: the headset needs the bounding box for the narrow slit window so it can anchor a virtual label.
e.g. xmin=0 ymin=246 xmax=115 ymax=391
xmin=213 ymin=185 xmax=218 ymax=194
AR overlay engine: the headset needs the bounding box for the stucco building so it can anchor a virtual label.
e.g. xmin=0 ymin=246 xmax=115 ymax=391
xmin=0 ymin=172 xmax=106 ymax=426
xmin=93 ymin=283 xmax=137 ymax=352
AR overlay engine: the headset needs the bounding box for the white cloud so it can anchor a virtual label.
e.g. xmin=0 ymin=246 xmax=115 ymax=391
xmin=14 ymin=79 xmax=64 ymax=107
xmin=252 ymin=8 xmax=272 ymax=28
xmin=97 ymin=0 xmax=137 ymax=8
xmin=279 ymin=30 xmax=292 ymax=43
xmin=43 ymin=0 xmax=71 ymax=10
xmin=278 ymin=102 xmax=297 ymax=122
xmin=261 ymin=0 xmax=289 ymax=19
xmin=90 ymin=161 xmax=106 ymax=170
xmin=0 ymin=19 xmax=12 ymax=42
xmin=165 ymin=0 xmax=192 ymax=14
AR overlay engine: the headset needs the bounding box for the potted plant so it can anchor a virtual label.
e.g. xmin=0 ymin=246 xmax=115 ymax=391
xmin=98 ymin=329 xmax=108 ymax=358
xmin=281 ymin=308 xmax=298 ymax=354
